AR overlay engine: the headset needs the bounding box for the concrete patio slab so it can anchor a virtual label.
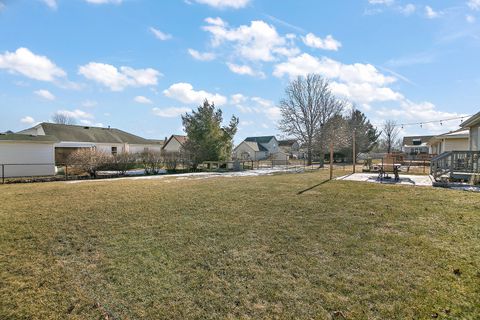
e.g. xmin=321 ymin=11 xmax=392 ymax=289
xmin=336 ymin=173 xmax=434 ymax=187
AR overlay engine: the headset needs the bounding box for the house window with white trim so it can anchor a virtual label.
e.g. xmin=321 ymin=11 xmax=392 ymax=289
xmin=111 ymin=146 xmax=117 ymax=156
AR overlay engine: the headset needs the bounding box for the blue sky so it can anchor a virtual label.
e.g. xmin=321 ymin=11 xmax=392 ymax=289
xmin=0 ymin=0 xmax=479 ymax=143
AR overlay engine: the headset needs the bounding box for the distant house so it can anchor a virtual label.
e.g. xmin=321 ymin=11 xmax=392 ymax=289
xmin=278 ymin=139 xmax=301 ymax=158
xmin=0 ymin=133 xmax=57 ymax=178
xmin=402 ymin=135 xmax=433 ymax=156
xmin=460 ymin=112 xmax=480 ymax=151
xmin=162 ymin=135 xmax=187 ymax=154
xmin=18 ymin=123 xmax=163 ymax=164
xmin=234 ymin=136 xmax=280 ymax=160
xmin=428 ymin=129 xmax=469 ymax=155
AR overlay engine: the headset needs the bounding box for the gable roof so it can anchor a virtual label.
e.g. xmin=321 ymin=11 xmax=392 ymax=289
xmin=20 ymin=123 xmax=152 ymax=144
xmin=402 ymin=135 xmax=434 ymax=146
xmin=430 ymin=129 xmax=469 ymax=143
xmin=245 ymin=136 xmax=276 ymax=144
xmin=238 ymin=141 xmax=268 ymax=152
xmin=0 ymin=133 xmax=58 ymax=143
xmin=460 ymin=112 xmax=480 ymax=128
xmin=278 ymin=139 xmax=297 ymax=147
xmin=163 ymin=135 xmax=187 ymax=149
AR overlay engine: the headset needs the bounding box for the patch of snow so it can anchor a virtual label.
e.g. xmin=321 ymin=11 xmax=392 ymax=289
xmin=66 ymin=166 xmax=307 ymax=184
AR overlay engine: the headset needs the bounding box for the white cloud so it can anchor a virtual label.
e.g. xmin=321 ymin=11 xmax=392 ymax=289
xmin=81 ymin=100 xmax=98 ymax=108
xmin=376 ymin=100 xmax=467 ymax=133
xmin=251 ymin=97 xmax=281 ymax=120
xmin=34 ymin=89 xmax=55 ymax=100
xmin=230 ymin=93 xmax=247 ymax=105
xmin=188 ymin=49 xmax=216 ymax=61
xmin=202 ymin=17 xmax=299 ymax=62
xmin=78 ymin=62 xmax=161 ymax=91
xmin=56 ymin=109 xmax=94 ymax=120
xmin=134 ymin=95 xmax=153 ymax=104
xmin=85 ymin=0 xmax=122 ymax=4
xmin=149 ymin=27 xmax=172 ymax=41
xmin=274 ymin=53 xmax=395 ymax=86
xmin=152 ymin=107 xmax=191 ymax=118
xmin=0 ymin=47 xmax=66 ymax=82
xmin=163 ymin=82 xmax=227 ymax=105
xmin=329 ymin=81 xmax=403 ymax=103
xmin=42 ymin=0 xmax=57 ymax=9
xmin=226 ymin=63 xmax=265 ymax=78
xmin=399 ymin=4 xmax=416 ymax=15
xmin=302 ymin=33 xmax=342 ymax=51
xmin=466 ymin=14 xmax=476 ymax=23
xmin=193 ymin=0 xmax=250 ymax=9
xmin=20 ymin=116 xmax=36 ymax=125
xmin=368 ymin=0 xmax=394 ymax=4
xmin=231 ymin=95 xmax=281 ymax=121
xmin=425 ymin=6 xmax=441 ymax=19
xmin=273 ymin=53 xmax=401 ymax=104
xmin=468 ymin=0 xmax=480 ymax=10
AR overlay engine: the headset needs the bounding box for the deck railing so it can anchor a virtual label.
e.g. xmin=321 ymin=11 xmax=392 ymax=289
xmin=430 ymin=151 xmax=480 ymax=180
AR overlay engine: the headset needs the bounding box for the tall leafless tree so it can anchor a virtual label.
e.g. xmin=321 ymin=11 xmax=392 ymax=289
xmin=52 ymin=112 xmax=77 ymax=125
xmin=381 ymin=120 xmax=400 ymax=154
xmin=278 ymin=74 xmax=344 ymax=165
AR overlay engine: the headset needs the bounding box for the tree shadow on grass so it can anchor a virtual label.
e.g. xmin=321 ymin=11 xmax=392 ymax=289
xmin=297 ymin=179 xmax=331 ymax=195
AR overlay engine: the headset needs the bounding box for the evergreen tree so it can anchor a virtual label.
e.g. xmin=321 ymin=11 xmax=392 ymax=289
xmin=182 ymin=100 xmax=239 ymax=167
xmin=339 ymin=108 xmax=380 ymax=161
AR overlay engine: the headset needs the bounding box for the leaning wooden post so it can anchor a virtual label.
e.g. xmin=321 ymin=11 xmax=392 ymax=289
xmin=352 ymin=128 xmax=356 ymax=174
xmin=329 ymin=141 xmax=334 ymax=180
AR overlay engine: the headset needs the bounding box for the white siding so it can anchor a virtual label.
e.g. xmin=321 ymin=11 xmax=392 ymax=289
xmin=444 ymin=138 xmax=469 ymax=152
xmin=234 ymin=142 xmax=268 ymax=160
xmin=470 ymin=126 xmax=479 ymax=151
xmin=0 ymin=142 xmax=55 ymax=178
xmin=129 ymin=144 xmax=162 ymax=154
xmin=163 ymin=138 xmax=183 ymax=153
xmin=262 ymin=137 xmax=279 ymax=154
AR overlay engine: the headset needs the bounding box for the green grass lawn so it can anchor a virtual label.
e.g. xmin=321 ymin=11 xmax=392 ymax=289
xmin=1 ymin=170 xmax=479 ymax=319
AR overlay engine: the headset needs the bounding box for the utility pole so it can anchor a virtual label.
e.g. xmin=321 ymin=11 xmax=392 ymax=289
xmin=329 ymin=141 xmax=334 ymax=180
xmin=352 ymin=128 xmax=356 ymax=174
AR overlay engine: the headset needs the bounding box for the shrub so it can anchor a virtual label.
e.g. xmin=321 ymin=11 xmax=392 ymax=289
xmin=67 ymin=148 xmax=111 ymax=178
xmin=139 ymin=151 xmax=163 ymax=174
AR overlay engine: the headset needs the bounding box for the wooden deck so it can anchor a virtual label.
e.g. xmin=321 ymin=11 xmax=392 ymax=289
xmin=431 ymin=151 xmax=480 ymax=181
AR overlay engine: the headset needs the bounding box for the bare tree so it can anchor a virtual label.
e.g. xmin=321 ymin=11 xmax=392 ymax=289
xmin=67 ymin=148 xmax=110 ymax=178
xmin=52 ymin=112 xmax=77 ymax=125
xmin=278 ymin=74 xmax=344 ymax=165
xmin=381 ymin=120 xmax=400 ymax=154
xmin=139 ymin=150 xmax=163 ymax=174
xmin=112 ymin=152 xmax=137 ymax=175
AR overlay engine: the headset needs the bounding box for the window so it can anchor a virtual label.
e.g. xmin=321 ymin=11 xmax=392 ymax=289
xmin=144 ymin=147 xmax=149 ymax=152
xmin=111 ymin=146 xmax=117 ymax=155
xmin=412 ymin=139 xmax=421 ymax=146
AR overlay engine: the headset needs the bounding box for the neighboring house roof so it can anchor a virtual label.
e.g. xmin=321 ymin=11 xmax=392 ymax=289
xmin=162 ymin=135 xmax=187 ymax=150
xmin=0 ymin=133 xmax=58 ymax=143
xmin=402 ymin=135 xmax=434 ymax=146
xmin=460 ymin=112 xmax=480 ymax=128
xmin=245 ymin=136 xmax=276 ymax=144
xmin=147 ymin=139 xmax=165 ymax=146
xmin=278 ymin=139 xmax=297 ymax=147
xmin=429 ymin=129 xmax=469 ymax=143
xmin=19 ymin=123 xmax=153 ymax=144
xmin=237 ymin=141 xmax=268 ymax=152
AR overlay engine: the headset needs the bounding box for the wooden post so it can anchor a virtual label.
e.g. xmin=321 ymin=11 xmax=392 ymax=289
xmin=329 ymin=141 xmax=334 ymax=180
xmin=2 ymin=164 xmax=4 ymax=184
xmin=352 ymin=128 xmax=356 ymax=174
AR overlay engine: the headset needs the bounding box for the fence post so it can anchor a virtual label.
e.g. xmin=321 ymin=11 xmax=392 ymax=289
xmin=65 ymin=165 xmax=68 ymax=181
xmin=2 ymin=164 xmax=4 ymax=184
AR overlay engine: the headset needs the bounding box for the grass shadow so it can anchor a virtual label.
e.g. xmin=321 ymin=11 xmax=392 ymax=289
xmin=297 ymin=179 xmax=331 ymax=195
